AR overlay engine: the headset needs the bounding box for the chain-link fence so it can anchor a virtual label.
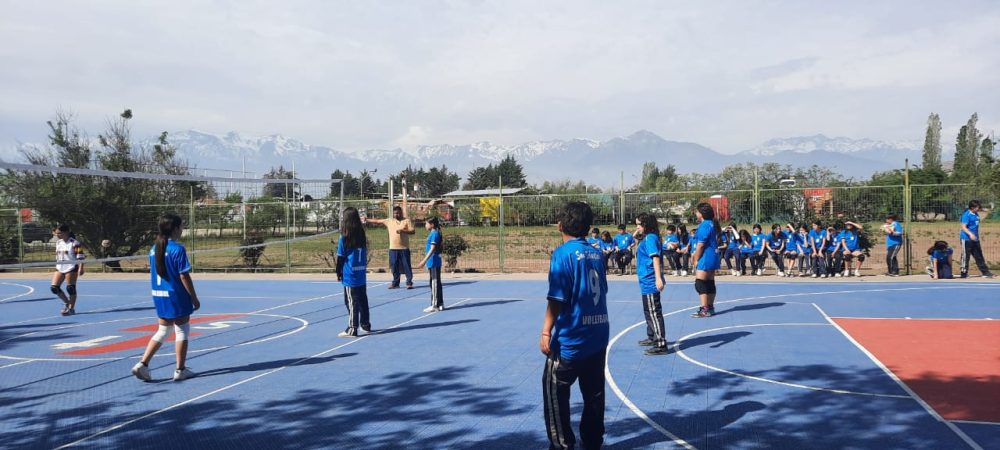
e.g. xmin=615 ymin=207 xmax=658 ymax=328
xmin=4 ymin=183 xmax=998 ymax=275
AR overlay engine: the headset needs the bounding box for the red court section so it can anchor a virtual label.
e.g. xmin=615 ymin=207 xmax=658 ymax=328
xmin=834 ymin=318 xmax=1000 ymax=423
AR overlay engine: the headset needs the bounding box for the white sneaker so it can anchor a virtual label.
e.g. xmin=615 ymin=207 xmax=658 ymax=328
xmin=854 ymin=270 xmax=861 ymax=277
xmin=131 ymin=362 xmax=151 ymax=382
xmin=811 ymin=274 xmax=819 ymax=278
xmin=681 ymin=270 xmax=688 ymax=276
xmin=173 ymin=367 xmax=195 ymax=382
xmin=338 ymin=331 xmax=357 ymax=338
xmin=423 ymin=306 xmax=437 ymax=313
xmin=436 ymin=305 xmax=445 ymax=311
xmin=670 ymin=270 xmax=677 ymax=276
xmin=777 ymin=271 xmax=785 ymax=277
xmin=835 ymin=273 xmax=843 ymax=278
xmin=822 ymin=274 xmax=829 ymax=278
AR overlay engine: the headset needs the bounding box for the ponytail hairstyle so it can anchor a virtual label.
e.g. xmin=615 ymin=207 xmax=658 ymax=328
xmin=155 ymin=214 xmax=183 ymax=281
xmin=928 ymin=240 xmax=949 ymax=256
xmin=427 ymin=216 xmax=441 ymax=230
xmin=341 ymin=207 xmax=367 ymax=250
xmin=696 ymin=202 xmax=722 ymax=238
xmin=636 ymin=212 xmax=660 ymax=237
xmin=678 ymin=224 xmax=689 ymax=244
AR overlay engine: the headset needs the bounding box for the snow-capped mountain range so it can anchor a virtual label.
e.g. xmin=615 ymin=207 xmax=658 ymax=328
xmin=2 ymin=130 xmax=923 ymax=186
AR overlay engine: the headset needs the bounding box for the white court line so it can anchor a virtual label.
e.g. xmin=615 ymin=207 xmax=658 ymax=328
xmin=951 ymin=419 xmax=1000 ymax=427
xmin=814 ymin=303 xmax=984 ymax=450
xmin=0 ymin=360 xmax=35 ymax=370
xmin=0 ymin=313 xmax=309 ymax=362
xmin=671 ymin=323 xmax=911 ymax=399
xmin=0 ymin=282 xmax=35 ymax=303
xmin=829 ymin=316 xmax=997 ymax=321
xmin=55 ymin=296 xmax=477 ymax=449
xmin=0 ymin=300 xmax=150 ymax=328
xmin=604 ymin=285 xmax=999 ymax=449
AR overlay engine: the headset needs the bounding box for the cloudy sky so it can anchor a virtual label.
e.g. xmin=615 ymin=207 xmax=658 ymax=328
xmin=2 ymin=0 xmax=998 ymax=155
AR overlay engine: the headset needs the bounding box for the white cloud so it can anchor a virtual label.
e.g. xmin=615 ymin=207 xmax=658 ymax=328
xmin=1 ymin=0 xmax=998 ymax=154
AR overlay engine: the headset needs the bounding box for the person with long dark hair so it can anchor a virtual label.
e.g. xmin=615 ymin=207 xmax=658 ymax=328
xmin=417 ymin=216 xmax=444 ymax=312
xmin=634 ymin=212 xmax=668 ymax=355
xmin=808 ymin=220 xmax=828 ymax=278
xmin=737 ymin=229 xmax=754 ymax=276
xmin=928 ymin=240 xmax=955 ymax=279
xmin=691 ymin=203 xmax=722 ymax=318
xmin=131 ymin=214 xmax=200 ymax=382
xmin=336 ymin=207 xmax=371 ymax=337
xmin=765 ymin=224 xmax=787 ymax=277
xmin=51 ymin=224 xmax=85 ymax=316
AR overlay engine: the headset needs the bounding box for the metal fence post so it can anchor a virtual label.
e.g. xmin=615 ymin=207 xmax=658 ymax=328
xmin=16 ymin=209 xmax=24 ymax=273
xmin=903 ymin=161 xmax=912 ymax=275
xmin=285 ymin=183 xmax=292 ymax=273
xmin=498 ymin=176 xmax=504 ymax=273
xmin=189 ymin=186 xmax=196 ymax=271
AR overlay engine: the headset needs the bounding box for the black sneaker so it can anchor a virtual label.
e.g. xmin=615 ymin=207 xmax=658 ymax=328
xmin=644 ymin=346 xmax=669 ymax=356
xmin=691 ymin=307 xmax=713 ymax=318
xmin=638 ymin=339 xmax=655 ymax=347
xmin=983 ymin=273 xmax=996 ymax=279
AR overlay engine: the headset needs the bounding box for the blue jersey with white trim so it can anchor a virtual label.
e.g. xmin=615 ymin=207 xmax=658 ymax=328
xmin=636 ymin=233 xmax=663 ymax=295
xmin=886 ymin=221 xmax=903 ymax=247
xmin=425 ymin=229 xmax=442 ymax=268
xmin=960 ymin=210 xmax=979 ymax=241
xmin=694 ymin=220 xmax=721 ymax=271
xmin=546 ymin=238 xmax=610 ymax=361
xmin=149 ymin=240 xmax=193 ymax=319
xmin=337 ymin=236 xmax=368 ymax=287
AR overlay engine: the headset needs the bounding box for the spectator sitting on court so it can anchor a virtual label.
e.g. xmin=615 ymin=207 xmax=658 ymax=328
xmin=613 ymin=224 xmax=636 ymax=276
xmin=676 ymin=224 xmax=691 ymax=276
xmin=663 ymin=224 xmax=681 ymax=275
xmin=928 ymin=240 xmax=955 ymax=279
xmin=365 ymin=203 xmax=416 ymax=290
xmin=600 ymin=230 xmax=617 ymax=273
xmin=587 ymin=227 xmax=602 ymax=249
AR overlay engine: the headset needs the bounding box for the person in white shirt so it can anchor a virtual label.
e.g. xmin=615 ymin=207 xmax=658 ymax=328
xmin=51 ymin=224 xmax=85 ymax=315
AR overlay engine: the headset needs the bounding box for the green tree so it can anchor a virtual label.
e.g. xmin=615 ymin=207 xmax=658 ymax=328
xmin=392 ymin=165 xmax=461 ymax=197
xmin=980 ymin=137 xmax=994 ymax=168
xmin=495 ymin=155 xmax=527 ymax=188
xmin=953 ymin=126 xmax=975 ymax=181
xmin=330 ymin=169 xmax=359 ymax=198
xmin=464 ymin=166 xmax=496 ymax=190
xmin=263 ymin=166 xmax=298 ymax=200
xmin=921 ymin=112 xmax=942 ymax=171
xmin=1 ymin=109 xmax=196 ymax=269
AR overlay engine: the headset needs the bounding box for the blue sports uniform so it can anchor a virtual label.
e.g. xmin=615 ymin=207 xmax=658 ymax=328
xmin=767 ymin=233 xmax=786 ymax=251
xmin=149 ymin=240 xmax=194 ymax=320
xmin=425 ymin=229 xmax=444 ymax=308
xmin=337 ymin=236 xmax=368 ymax=287
xmin=809 ymin=229 xmax=826 ymax=253
xmin=960 ymin=210 xmax=979 ymax=241
xmin=785 ymin=231 xmax=800 ymax=253
xmin=636 ymin=233 xmax=664 ymax=294
xmin=930 ymin=247 xmax=954 ymax=279
xmin=614 ymin=233 xmax=635 ymax=251
xmin=842 ymin=231 xmax=860 ymax=252
xmin=797 ymin=232 xmax=811 ymax=254
xmin=546 ymin=238 xmax=610 ymax=361
xmin=544 ymin=237 xmax=610 ymax=449
xmin=751 ymin=232 xmax=765 ymax=253
xmin=886 ymin=222 xmax=903 ymax=247
xmin=693 ymin=220 xmax=721 ymax=271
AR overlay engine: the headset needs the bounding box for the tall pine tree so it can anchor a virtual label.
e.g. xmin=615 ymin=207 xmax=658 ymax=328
xmin=921 ymin=113 xmax=942 ymax=171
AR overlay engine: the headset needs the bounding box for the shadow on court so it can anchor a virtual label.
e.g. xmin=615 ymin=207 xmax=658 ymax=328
xmin=197 ymin=353 xmax=358 ymax=378
xmin=375 ymin=319 xmax=480 ymax=335
xmin=0 ymin=366 xmax=545 ymax=449
xmin=1 ymin=296 xmax=57 ymax=305
xmin=597 ymin=364 xmax=971 ymax=449
xmin=446 ymin=299 xmax=523 ymax=311
xmin=676 ymin=331 xmax=752 ymax=351
xmin=711 ymin=302 xmax=786 ymax=316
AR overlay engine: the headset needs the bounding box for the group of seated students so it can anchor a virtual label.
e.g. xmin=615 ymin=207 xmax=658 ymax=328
xmin=587 ymin=219 xmax=874 ymax=278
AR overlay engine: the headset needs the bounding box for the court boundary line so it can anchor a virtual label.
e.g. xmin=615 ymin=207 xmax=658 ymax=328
xmin=54 ymin=296 xmax=477 ymax=449
xmin=814 ymin=303 xmax=984 ymax=450
xmin=829 ymin=316 xmax=997 ymax=321
xmin=0 ymin=282 xmax=36 ymax=303
xmin=605 ymin=285 xmax=997 ymax=449
xmin=0 ymin=359 xmax=35 ymax=370
xmin=950 ymin=419 xmax=1000 ymax=426
xmin=671 ymin=322 xmax=911 ymax=399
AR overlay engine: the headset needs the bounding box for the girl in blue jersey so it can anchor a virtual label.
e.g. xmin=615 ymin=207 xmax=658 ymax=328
xmin=750 ymin=224 xmax=766 ymax=275
xmin=634 ymin=212 xmax=668 ymax=355
xmin=418 ymin=217 xmax=444 ymax=312
xmin=587 ymin=227 xmax=602 ymax=249
xmin=809 ymin=221 xmax=827 ymax=278
xmin=722 ymin=222 xmax=739 ymax=276
xmin=883 ymin=214 xmax=903 ymax=276
xmin=766 ymin=224 xmax=787 ymax=277
xmin=691 ymin=203 xmax=722 ymax=318
xmin=795 ymin=224 xmax=811 ymax=276
xmin=927 ymin=240 xmax=954 ymax=279
xmin=599 ymin=231 xmax=616 ymax=272
xmin=825 ymin=225 xmax=841 ymax=277
xmin=677 ymin=224 xmax=691 ymax=276
xmin=337 ymin=207 xmax=370 ymax=336
xmin=738 ymin=229 xmax=753 ymax=276
xmin=613 ymin=224 xmax=635 ymax=275
xmin=835 ymin=221 xmax=864 ymax=277
xmin=782 ymin=224 xmax=799 ymax=276
xmin=663 ymin=225 xmax=681 ymax=275
xmin=131 ymin=214 xmax=201 ymax=382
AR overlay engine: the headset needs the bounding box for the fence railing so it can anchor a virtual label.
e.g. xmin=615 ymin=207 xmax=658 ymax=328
xmin=2 ymin=184 xmax=997 ymax=274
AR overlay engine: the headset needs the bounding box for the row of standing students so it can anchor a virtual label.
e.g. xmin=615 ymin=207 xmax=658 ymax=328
xmin=540 ymin=201 xmax=721 ymax=450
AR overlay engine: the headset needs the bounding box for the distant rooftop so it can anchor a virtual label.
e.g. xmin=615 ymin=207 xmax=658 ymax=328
xmin=443 ymin=188 xmax=526 ymax=197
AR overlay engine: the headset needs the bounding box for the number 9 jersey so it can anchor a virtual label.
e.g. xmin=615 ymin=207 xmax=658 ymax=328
xmin=546 ymin=238 xmax=610 ymax=362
